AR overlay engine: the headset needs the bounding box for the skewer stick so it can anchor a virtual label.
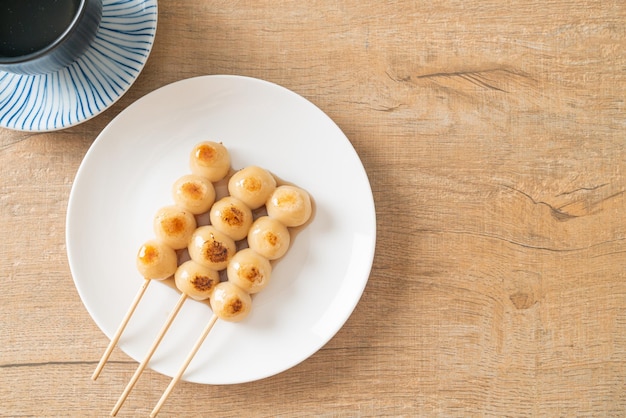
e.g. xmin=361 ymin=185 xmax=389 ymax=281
xmin=111 ymin=293 xmax=189 ymax=416
xmin=92 ymin=278 xmax=152 ymax=380
xmin=150 ymin=313 xmax=219 ymax=418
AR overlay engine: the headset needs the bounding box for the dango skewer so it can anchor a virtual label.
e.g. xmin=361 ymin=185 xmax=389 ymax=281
xmin=111 ymin=142 xmax=231 ymax=414
xmin=112 ymin=226 xmax=237 ymax=415
xmin=91 ymin=239 xmax=177 ymax=380
xmin=110 ymin=259 xmax=222 ymax=416
xmin=93 ymin=204 xmax=197 ymax=381
xmin=150 ymin=223 xmax=258 ymax=417
xmin=151 ymin=170 xmax=312 ymax=417
xmin=109 ymin=208 xmax=198 ymax=414
xmin=150 ymin=261 xmax=260 ymax=418
xmin=94 ymin=142 xmax=224 ymax=382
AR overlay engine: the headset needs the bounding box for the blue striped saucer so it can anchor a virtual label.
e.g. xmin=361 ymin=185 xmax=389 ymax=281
xmin=0 ymin=0 xmax=157 ymax=132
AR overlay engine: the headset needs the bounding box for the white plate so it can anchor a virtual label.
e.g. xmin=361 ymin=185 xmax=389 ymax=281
xmin=66 ymin=75 xmax=376 ymax=384
xmin=0 ymin=0 xmax=157 ymax=132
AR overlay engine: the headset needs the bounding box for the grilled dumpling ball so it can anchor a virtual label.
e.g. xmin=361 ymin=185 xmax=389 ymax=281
xmin=247 ymin=216 xmax=290 ymax=260
xmin=266 ymin=185 xmax=312 ymax=227
xmin=153 ymin=205 xmax=197 ymax=250
xmin=210 ymin=281 xmax=252 ymax=322
xmin=227 ymin=166 xmax=277 ymax=210
xmin=209 ymin=196 xmax=253 ymax=241
xmin=227 ymin=248 xmax=272 ymax=294
xmin=172 ymin=174 xmax=216 ymax=215
xmin=189 ymin=141 xmax=230 ymax=182
xmin=136 ymin=240 xmax=177 ymax=280
xmin=174 ymin=260 xmax=220 ymax=301
xmin=188 ymin=225 xmax=237 ymax=271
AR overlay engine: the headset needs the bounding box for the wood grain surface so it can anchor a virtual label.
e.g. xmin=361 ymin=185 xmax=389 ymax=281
xmin=1 ymin=1 xmax=625 ymax=416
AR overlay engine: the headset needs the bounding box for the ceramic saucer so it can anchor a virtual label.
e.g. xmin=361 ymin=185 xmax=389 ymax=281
xmin=0 ymin=0 xmax=157 ymax=132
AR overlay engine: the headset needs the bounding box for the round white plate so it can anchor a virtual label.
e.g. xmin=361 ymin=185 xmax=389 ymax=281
xmin=0 ymin=0 xmax=157 ymax=132
xmin=66 ymin=75 xmax=377 ymax=384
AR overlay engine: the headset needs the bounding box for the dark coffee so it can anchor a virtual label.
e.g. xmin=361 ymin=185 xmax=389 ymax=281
xmin=0 ymin=0 xmax=81 ymax=57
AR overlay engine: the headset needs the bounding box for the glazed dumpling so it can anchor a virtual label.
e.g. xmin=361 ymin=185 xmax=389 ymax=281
xmin=172 ymin=174 xmax=216 ymax=215
xmin=153 ymin=205 xmax=197 ymax=250
xmin=136 ymin=240 xmax=177 ymax=280
xmin=227 ymin=248 xmax=272 ymax=294
xmin=210 ymin=281 xmax=252 ymax=322
xmin=266 ymin=185 xmax=312 ymax=227
xmin=247 ymin=216 xmax=290 ymax=260
xmin=188 ymin=225 xmax=237 ymax=271
xmin=209 ymin=196 xmax=253 ymax=241
xmin=189 ymin=141 xmax=230 ymax=182
xmin=228 ymin=166 xmax=276 ymax=210
xmin=174 ymin=260 xmax=220 ymax=301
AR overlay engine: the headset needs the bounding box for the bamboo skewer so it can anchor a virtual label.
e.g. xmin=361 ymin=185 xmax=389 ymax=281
xmin=111 ymin=292 xmax=189 ymax=416
xmin=92 ymin=278 xmax=152 ymax=380
xmin=150 ymin=313 xmax=219 ymax=418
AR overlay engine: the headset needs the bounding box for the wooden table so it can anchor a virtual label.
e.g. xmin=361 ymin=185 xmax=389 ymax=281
xmin=1 ymin=1 xmax=625 ymax=416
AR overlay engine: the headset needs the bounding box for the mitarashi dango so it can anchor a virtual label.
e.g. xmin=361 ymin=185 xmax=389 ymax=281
xmin=227 ymin=248 xmax=272 ymax=294
xmin=153 ymin=205 xmax=197 ymax=250
xmin=209 ymin=196 xmax=253 ymax=241
xmin=266 ymin=185 xmax=312 ymax=227
xmin=172 ymin=174 xmax=216 ymax=215
xmin=174 ymin=260 xmax=220 ymax=301
xmin=136 ymin=239 xmax=177 ymax=280
xmin=188 ymin=225 xmax=237 ymax=271
xmin=228 ymin=165 xmax=276 ymax=210
xmin=247 ymin=216 xmax=290 ymax=260
xmin=189 ymin=141 xmax=230 ymax=182
xmin=210 ymin=281 xmax=252 ymax=322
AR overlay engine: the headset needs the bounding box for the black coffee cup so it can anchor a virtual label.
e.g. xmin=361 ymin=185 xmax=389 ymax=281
xmin=0 ymin=0 xmax=103 ymax=75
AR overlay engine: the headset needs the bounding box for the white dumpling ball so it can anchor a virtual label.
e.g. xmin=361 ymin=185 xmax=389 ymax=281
xmin=247 ymin=216 xmax=291 ymax=260
xmin=210 ymin=281 xmax=252 ymax=322
xmin=227 ymin=248 xmax=272 ymax=294
xmin=266 ymin=185 xmax=312 ymax=227
xmin=172 ymin=174 xmax=216 ymax=215
xmin=153 ymin=205 xmax=197 ymax=250
xmin=189 ymin=141 xmax=231 ymax=182
xmin=227 ymin=166 xmax=277 ymax=210
xmin=188 ymin=225 xmax=237 ymax=271
xmin=209 ymin=196 xmax=253 ymax=241
xmin=174 ymin=260 xmax=220 ymax=301
xmin=136 ymin=240 xmax=177 ymax=280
